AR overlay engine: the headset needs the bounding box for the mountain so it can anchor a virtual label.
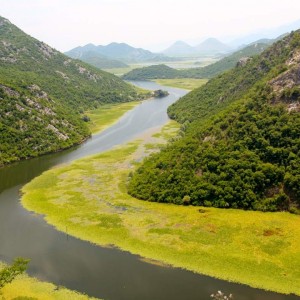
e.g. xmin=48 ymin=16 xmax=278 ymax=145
xmin=64 ymin=46 xmax=128 ymax=69
xmin=229 ymin=19 xmax=300 ymax=47
xmin=161 ymin=38 xmax=231 ymax=57
xmin=66 ymin=43 xmax=172 ymax=63
xmin=122 ymin=41 xmax=270 ymax=80
xmin=0 ymin=16 xmax=143 ymax=166
xmin=128 ymin=30 xmax=300 ymax=213
xmin=163 ymin=40 xmax=195 ymax=56
xmin=189 ymin=42 xmax=270 ymax=78
xmin=194 ymin=38 xmax=232 ymax=55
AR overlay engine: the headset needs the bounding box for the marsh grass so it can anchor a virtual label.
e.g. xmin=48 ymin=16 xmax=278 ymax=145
xmin=0 ymin=263 xmax=97 ymax=300
xmin=86 ymin=101 xmax=140 ymax=134
xmin=154 ymin=78 xmax=208 ymax=90
xmin=21 ymin=121 xmax=300 ymax=296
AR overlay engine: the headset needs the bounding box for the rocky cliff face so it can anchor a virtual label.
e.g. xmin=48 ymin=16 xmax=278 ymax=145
xmin=269 ymin=49 xmax=300 ymax=111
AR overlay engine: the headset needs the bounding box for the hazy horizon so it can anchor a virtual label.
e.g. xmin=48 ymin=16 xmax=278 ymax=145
xmin=1 ymin=0 xmax=300 ymax=52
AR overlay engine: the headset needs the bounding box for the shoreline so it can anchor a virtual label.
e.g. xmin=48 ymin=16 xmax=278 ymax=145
xmin=0 ymin=100 xmax=143 ymax=169
xmin=21 ymin=120 xmax=300 ymax=297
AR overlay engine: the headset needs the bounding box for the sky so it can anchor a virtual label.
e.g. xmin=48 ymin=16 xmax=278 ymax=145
xmin=1 ymin=0 xmax=300 ymax=52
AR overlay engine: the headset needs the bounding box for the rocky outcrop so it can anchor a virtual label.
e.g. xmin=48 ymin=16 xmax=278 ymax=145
xmin=236 ymin=57 xmax=252 ymax=67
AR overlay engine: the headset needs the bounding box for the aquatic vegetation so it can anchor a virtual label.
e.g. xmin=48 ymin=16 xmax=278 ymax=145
xmin=22 ymin=121 xmax=300 ymax=296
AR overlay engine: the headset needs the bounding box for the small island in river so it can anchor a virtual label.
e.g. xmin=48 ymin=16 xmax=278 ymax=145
xmin=152 ymin=89 xmax=169 ymax=97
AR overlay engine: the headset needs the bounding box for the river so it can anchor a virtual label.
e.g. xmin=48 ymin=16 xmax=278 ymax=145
xmin=0 ymin=81 xmax=298 ymax=300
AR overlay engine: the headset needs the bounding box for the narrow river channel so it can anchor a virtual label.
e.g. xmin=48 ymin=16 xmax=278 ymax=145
xmin=0 ymin=81 xmax=298 ymax=300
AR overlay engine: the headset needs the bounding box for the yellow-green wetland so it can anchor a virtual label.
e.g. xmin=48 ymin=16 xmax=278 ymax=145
xmin=154 ymin=78 xmax=208 ymax=90
xmin=86 ymin=101 xmax=140 ymax=134
xmin=21 ymin=120 xmax=300 ymax=296
xmin=0 ymin=262 xmax=98 ymax=300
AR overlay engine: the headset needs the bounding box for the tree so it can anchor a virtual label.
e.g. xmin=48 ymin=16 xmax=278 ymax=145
xmin=0 ymin=258 xmax=29 ymax=290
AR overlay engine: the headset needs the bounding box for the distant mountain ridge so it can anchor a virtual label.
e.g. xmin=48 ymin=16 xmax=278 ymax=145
xmin=194 ymin=38 xmax=232 ymax=54
xmin=122 ymin=41 xmax=271 ymax=80
xmin=64 ymin=46 xmax=128 ymax=69
xmin=163 ymin=41 xmax=195 ymax=56
xmin=66 ymin=42 xmax=174 ymax=64
xmin=229 ymin=18 xmax=300 ymax=47
xmin=163 ymin=38 xmax=232 ymax=56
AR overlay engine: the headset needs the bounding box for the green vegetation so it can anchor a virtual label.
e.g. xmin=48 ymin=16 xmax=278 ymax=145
xmin=0 ymin=258 xmax=29 ymax=290
xmin=128 ymin=31 xmax=300 ymax=212
xmin=154 ymin=78 xmax=208 ymax=90
xmin=0 ymin=262 xmax=97 ymax=299
xmin=122 ymin=64 xmax=180 ymax=80
xmin=152 ymin=89 xmax=169 ymax=97
xmin=86 ymin=101 xmax=140 ymax=134
xmin=21 ymin=122 xmax=300 ymax=295
xmin=0 ymin=16 xmax=146 ymax=166
xmin=122 ymin=43 xmax=270 ymax=80
xmin=186 ymin=42 xmax=270 ymax=78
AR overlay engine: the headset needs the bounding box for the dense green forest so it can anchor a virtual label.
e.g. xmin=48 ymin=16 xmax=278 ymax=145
xmin=128 ymin=30 xmax=300 ymax=213
xmin=123 ymin=64 xmax=180 ymax=80
xmin=122 ymin=43 xmax=270 ymax=80
xmin=0 ymin=16 xmax=145 ymax=166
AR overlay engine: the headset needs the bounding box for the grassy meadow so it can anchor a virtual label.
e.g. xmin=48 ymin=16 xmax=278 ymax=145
xmin=154 ymin=78 xmax=208 ymax=90
xmin=21 ymin=120 xmax=300 ymax=296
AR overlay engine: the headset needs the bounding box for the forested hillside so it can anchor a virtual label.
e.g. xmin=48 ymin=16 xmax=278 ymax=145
xmin=128 ymin=30 xmax=300 ymax=213
xmin=64 ymin=45 xmax=128 ymax=69
xmin=0 ymin=16 xmax=144 ymax=166
xmin=122 ymin=42 xmax=270 ymax=80
xmin=123 ymin=64 xmax=179 ymax=80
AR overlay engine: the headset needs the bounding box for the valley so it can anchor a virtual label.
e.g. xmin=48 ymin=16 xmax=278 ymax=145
xmin=1 ymin=82 xmax=298 ymax=299
xmin=0 ymin=6 xmax=300 ymax=300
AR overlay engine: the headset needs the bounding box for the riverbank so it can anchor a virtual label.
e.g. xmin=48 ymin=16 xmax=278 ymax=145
xmin=0 ymin=262 xmax=98 ymax=300
xmin=154 ymin=78 xmax=208 ymax=90
xmin=86 ymin=101 xmax=141 ymax=134
xmin=21 ymin=120 xmax=300 ymax=296
xmin=0 ymin=100 xmax=146 ymax=300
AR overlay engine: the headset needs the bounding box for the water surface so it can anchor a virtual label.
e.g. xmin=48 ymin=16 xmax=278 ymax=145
xmin=0 ymin=81 xmax=298 ymax=299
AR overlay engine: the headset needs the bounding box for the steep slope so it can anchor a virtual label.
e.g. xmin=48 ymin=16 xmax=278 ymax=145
xmin=128 ymin=30 xmax=300 ymax=213
xmin=122 ymin=42 xmax=270 ymax=80
xmin=187 ymin=42 xmax=270 ymax=78
xmin=66 ymin=42 xmax=171 ymax=63
xmin=64 ymin=46 xmax=128 ymax=69
xmin=0 ymin=16 xmax=143 ymax=166
xmin=230 ymin=19 xmax=300 ymax=47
